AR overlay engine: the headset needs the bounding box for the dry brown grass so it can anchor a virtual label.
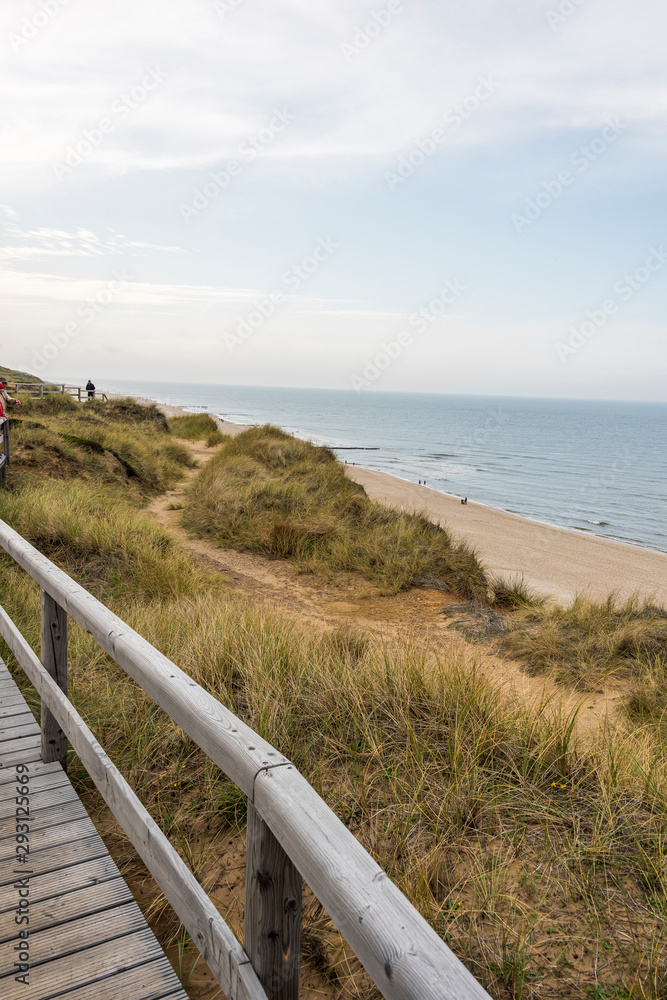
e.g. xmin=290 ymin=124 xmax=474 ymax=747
xmin=181 ymin=424 xmax=489 ymax=600
xmin=499 ymin=594 xmax=667 ymax=688
xmin=1 ymin=402 xmax=667 ymax=998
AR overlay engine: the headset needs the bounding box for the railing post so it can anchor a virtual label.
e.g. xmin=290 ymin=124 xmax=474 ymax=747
xmin=40 ymin=590 xmax=68 ymax=770
xmin=245 ymin=800 xmax=302 ymax=1000
xmin=78 ymin=387 xmax=81 ymax=402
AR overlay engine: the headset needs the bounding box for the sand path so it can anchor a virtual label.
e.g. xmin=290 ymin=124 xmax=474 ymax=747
xmin=147 ymin=434 xmax=625 ymax=736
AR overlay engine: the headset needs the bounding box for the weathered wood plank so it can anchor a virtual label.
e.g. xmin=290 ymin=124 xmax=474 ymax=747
xmin=0 ymin=700 xmax=34 ymax=720
xmin=0 ymin=855 xmax=124 ymax=918
xmin=0 ymin=928 xmax=166 ymax=1000
xmin=0 ymin=797 xmax=87 ymax=840
xmin=0 ymin=901 xmax=149 ymax=975
xmin=41 ymin=590 xmax=68 ymax=768
xmin=0 ymin=765 xmax=68 ymax=796
xmin=0 ymin=780 xmax=79 ymax=821
xmin=0 ymin=733 xmax=40 ymax=754
xmin=0 ymin=833 xmax=107 ymax=885
xmin=0 ymin=877 xmax=132 ymax=938
xmin=51 ymin=958 xmax=189 ymax=1000
xmin=0 ymin=605 xmax=268 ymax=1000
xmin=0 ymin=704 xmax=35 ymax=723
xmin=0 ymin=681 xmax=23 ymax=697
xmin=0 ymin=723 xmax=39 ymax=743
xmin=0 ymin=758 xmax=64 ymax=788
xmin=245 ymin=801 xmax=302 ymax=1000
xmin=0 ymin=816 xmax=100 ymax=862
xmin=0 ymin=713 xmax=38 ymax=734
xmin=0 ymin=744 xmax=41 ymax=767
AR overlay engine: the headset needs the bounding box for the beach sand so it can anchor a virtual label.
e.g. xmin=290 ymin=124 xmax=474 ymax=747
xmin=126 ymin=395 xmax=666 ymax=608
xmin=347 ymin=467 xmax=667 ymax=606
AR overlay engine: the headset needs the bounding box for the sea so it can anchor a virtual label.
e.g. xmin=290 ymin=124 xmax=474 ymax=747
xmin=97 ymin=380 xmax=667 ymax=555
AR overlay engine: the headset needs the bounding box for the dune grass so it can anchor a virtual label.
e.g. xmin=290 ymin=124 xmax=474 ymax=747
xmin=1 ymin=396 xmax=667 ymax=996
xmin=9 ymin=394 xmax=193 ymax=492
xmin=181 ymin=424 xmax=490 ymax=599
xmin=168 ymin=413 xmax=221 ymax=443
xmin=499 ymin=594 xmax=667 ymax=688
xmin=0 ymin=364 xmax=44 ymax=384
xmin=2 ymin=547 xmax=667 ymax=997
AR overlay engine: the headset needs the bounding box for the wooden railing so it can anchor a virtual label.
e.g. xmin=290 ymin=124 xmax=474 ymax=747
xmin=0 ymin=416 xmax=8 ymax=487
xmin=0 ymin=519 xmax=491 ymax=1000
xmin=9 ymin=382 xmax=108 ymax=401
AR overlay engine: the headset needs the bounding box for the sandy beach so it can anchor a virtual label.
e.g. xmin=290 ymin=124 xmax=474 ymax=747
xmin=129 ymin=396 xmax=666 ymax=608
xmin=347 ymin=466 xmax=667 ymax=606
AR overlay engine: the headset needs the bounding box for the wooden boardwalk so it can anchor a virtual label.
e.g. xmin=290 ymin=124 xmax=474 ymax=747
xmin=0 ymin=658 xmax=189 ymax=1000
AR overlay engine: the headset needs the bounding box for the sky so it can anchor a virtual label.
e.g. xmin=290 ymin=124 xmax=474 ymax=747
xmin=1 ymin=0 xmax=666 ymax=401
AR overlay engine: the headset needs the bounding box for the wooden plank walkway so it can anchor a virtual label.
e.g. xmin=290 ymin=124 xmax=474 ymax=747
xmin=0 ymin=659 xmax=189 ymax=1000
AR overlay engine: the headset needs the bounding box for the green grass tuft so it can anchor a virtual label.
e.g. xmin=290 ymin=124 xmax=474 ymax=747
xmin=500 ymin=593 xmax=667 ymax=685
xmin=169 ymin=413 xmax=221 ymax=440
xmin=492 ymin=574 xmax=544 ymax=610
xmin=180 ymin=424 xmax=489 ymax=598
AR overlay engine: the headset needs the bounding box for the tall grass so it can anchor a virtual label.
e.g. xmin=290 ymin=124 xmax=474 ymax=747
xmin=500 ymin=594 xmax=667 ymax=686
xmin=181 ymin=425 xmax=489 ymax=599
xmin=2 ymin=557 xmax=667 ymax=997
xmin=1 ymin=397 xmax=667 ymax=997
xmin=9 ymin=395 xmax=193 ymax=492
xmin=169 ymin=413 xmax=220 ymax=442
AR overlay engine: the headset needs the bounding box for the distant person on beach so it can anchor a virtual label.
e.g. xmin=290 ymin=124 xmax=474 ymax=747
xmin=0 ymin=378 xmax=21 ymax=411
xmin=461 ymin=497 xmax=468 ymax=505
xmin=85 ymin=380 xmax=95 ymax=400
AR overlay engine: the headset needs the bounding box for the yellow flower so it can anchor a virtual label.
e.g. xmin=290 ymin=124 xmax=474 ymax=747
xmin=173 ymin=781 xmax=180 ymax=788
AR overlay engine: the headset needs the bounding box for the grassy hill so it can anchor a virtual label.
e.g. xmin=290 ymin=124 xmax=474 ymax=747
xmin=0 ymin=364 xmax=43 ymax=384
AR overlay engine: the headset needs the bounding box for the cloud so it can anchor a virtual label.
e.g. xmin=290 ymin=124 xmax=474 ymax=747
xmin=0 ymin=212 xmax=190 ymax=261
xmin=2 ymin=0 xmax=665 ymax=185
